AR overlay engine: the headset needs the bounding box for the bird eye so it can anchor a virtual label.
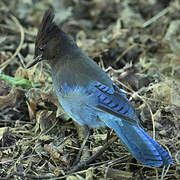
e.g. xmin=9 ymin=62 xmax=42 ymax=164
xmin=39 ymin=46 xmax=44 ymax=51
xmin=39 ymin=44 xmax=46 ymax=52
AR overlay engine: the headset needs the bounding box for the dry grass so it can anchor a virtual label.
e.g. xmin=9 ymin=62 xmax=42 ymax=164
xmin=0 ymin=0 xmax=179 ymax=179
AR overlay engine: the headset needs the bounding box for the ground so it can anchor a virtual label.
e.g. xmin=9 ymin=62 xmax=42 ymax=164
xmin=0 ymin=0 xmax=180 ymax=179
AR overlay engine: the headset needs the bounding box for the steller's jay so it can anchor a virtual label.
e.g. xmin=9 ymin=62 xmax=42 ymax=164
xmin=27 ymin=9 xmax=172 ymax=167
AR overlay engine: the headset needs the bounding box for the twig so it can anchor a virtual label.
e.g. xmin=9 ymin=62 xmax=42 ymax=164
xmin=0 ymin=24 xmax=35 ymax=36
xmin=114 ymin=44 xmax=137 ymax=65
xmin=17 ymin=52 xmax=26 ymax=68
xmin=175 ymin=150 xmax=180 ymax=164
xmin=146 ymin=103 xmax=156 ymax=140
xmin=142 ymin=8 xmax=169 ymax=27
xmin=105 ymin=165 xmax=110 ymax=180
xmin=155 ymin=168 xmax=159 ymax=180
xmin=162 ymin=165 xmax=170 ymax=180
xmin=116 ymin=80 xmax=156 ymax=139
xmin=0 ymin=14 xmax=24 ymax=70
xmin=13 ymin=172 xmax=56 ymax=179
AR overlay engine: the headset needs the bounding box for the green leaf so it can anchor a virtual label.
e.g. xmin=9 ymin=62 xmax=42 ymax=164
xmin=0 ymin=73 xmax=41 ymax=89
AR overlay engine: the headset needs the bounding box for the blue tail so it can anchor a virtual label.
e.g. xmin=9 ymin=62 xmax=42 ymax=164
xmin=104 ymin=119 xmax=172 ymax=167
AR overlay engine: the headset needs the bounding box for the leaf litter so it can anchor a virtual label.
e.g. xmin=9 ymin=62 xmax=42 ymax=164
xmin=0 ymin=0 xmax=180 ymax=179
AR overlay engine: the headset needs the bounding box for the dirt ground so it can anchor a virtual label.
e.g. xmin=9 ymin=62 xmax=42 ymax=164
xmin=0 ymin=0 xmax=180 ymax=179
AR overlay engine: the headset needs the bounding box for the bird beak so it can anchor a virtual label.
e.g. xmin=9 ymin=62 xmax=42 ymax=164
xmin=26 ymin=54 xmax=43 ymax=69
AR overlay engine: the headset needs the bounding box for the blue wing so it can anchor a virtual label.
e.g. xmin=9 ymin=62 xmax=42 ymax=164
xmin=87 ymin=81 xmax=172 ymax=167
xmin=53 ymin=79 xmax=172 ymax=167
xmin=88 ymin=81 xmax=139 ymax=125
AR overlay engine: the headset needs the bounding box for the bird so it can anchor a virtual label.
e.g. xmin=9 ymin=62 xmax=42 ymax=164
xmin=27 ymin=9 xmax=172 ymax=167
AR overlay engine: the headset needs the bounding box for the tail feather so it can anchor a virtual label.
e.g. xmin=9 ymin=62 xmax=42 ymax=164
xmin=140 ymin=128 xmax=172 ymax=165
xmin=103 ymin=119 xmax=172 ymax=167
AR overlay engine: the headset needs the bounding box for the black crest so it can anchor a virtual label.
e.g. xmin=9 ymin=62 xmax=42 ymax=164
xmin=35 ymin=9 xmax=59 ymax=50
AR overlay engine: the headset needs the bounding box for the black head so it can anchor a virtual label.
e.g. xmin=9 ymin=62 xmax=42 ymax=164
xmin=27 ymin=9 xmax=61 ymax=68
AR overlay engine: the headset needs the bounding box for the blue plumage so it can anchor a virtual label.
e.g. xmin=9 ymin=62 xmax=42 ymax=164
xmin=52 ymin=75 xmax=172 ymax=167
xmin=28 ymin=9 xmax=173 ymax=167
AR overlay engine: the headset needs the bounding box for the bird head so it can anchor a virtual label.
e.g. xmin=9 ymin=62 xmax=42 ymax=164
xmin=27 ymin=9 xmax=60 ymax=68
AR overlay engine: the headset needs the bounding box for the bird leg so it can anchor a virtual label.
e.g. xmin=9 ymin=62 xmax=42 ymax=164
xmin=68 ymin=136 xmax=118 ymax=174
xmin=73 ymin=125 xmax=90 ymax=166
xmin=105 ymin=129 xmax=112 ymax=142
